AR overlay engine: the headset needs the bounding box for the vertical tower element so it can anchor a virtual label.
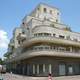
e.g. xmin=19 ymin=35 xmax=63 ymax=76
xmin=30 ymin=3 xmax=60 ymax=23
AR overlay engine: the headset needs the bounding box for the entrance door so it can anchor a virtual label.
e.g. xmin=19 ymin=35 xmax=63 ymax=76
xmin=59 ymin=64 xmax=66 ymax=76
xmin=68 ymin=66 xmax=73 ymax=75
xmin=45 ymin=64 xmax=49 ymax=75
xmin=39 ymin=64 xmax=43 ymax=74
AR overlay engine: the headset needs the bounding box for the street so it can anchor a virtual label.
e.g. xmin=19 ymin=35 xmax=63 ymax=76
xmin=1 ymin=73 xmax=80 ymax=80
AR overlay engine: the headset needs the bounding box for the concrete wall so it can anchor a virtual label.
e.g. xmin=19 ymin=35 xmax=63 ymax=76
xmin=29 ymin=3 xmax=60 ymax=23
xmin=32 ymin=25 xmax=80 ymax=42
xmin=9 ymin=56 xmax=80 ymax=76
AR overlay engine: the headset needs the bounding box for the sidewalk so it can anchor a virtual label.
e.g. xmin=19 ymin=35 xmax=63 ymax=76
xmin=2 ymin=73 xmax=80 ymax=80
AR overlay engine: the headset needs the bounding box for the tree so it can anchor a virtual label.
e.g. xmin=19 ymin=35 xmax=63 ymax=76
xmin=0 ymin=58 xmax=3 ymax=65
xmin=4 ymin=52 xmax=12 ymax=59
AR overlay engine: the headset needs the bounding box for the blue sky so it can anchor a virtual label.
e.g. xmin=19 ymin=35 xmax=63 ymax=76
xmin=0 ymin=0 xmax=80 ymax=58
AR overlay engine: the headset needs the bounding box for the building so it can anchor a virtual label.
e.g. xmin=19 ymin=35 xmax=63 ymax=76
xmin=6 ymin=3 xmax=80 ymax=76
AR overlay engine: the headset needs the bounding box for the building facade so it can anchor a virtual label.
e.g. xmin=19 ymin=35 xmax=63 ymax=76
xmin=6 ymin=3 xmax=80 ymax=76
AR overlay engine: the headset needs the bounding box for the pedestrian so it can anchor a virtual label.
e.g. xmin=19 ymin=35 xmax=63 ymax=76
xmin=48 ymin=73 xmax=52 ymax=80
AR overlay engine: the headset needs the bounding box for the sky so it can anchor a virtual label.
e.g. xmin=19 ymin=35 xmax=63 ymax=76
xmin=0 ymin=0 xmax=80 ymax=58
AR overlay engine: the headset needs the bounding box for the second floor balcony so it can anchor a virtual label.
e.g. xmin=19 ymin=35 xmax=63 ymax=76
xmin=21 ymin=35 xmax=80 ymax=48
xmin=8 ymin=45 xmax=80 ymax=62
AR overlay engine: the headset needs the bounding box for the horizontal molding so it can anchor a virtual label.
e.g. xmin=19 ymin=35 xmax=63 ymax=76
xmin=7 ymin=50 xmax=80 ymax=62
xmin=22 ymin=36 xmax=80 ymax=47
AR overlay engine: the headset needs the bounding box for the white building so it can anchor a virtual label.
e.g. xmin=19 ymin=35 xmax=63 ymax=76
xmin=6 ymin=3 xmax=80 ymax=76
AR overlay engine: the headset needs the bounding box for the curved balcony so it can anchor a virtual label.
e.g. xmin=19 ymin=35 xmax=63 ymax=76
xmin=22 ymin=36 xmax=80 ymax=47
xmin=9 ymin=47 xmax=80 ymax=62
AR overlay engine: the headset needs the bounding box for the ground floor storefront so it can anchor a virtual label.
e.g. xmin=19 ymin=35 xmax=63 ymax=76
xmin=7 ymin=56 xmax=80 ymax=76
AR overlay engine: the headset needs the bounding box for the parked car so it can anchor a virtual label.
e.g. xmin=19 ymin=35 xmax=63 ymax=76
xmin=0 ymin=65 xmax=6 ymax=74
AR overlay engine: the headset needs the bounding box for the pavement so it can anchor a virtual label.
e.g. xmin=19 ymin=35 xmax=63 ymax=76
xmin=1 ymin=73 xmax=80 ymax=80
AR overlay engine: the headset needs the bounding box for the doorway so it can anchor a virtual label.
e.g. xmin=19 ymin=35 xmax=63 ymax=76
xmin=59 ymin=64 xmax=66 ymax=76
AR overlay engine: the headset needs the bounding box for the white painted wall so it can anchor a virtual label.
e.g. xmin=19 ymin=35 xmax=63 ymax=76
xmin=32 ymin=25 xmax=80 ymax=41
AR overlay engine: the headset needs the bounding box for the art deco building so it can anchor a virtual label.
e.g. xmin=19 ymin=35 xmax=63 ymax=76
xmin=6 ymin=3 xmax=80 ymax=76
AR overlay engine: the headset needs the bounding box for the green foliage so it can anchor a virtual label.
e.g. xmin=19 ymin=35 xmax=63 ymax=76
xmin=4 ymin=52 xmax=12 ymax=59
xmin=0 ymin=58 xmax=3 ymax=65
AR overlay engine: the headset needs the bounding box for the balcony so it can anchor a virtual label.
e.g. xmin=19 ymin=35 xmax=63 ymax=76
xmin=9 ymin=46 xmax=80 ymax=62
xmin=17 ymin=33 xmax=26 ymax=41
xmin=22 ymin=36 xmax=80 ymax=47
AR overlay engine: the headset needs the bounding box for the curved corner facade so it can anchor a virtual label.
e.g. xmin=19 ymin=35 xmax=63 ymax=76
xmin=6 ymin=3 xmax=80 ymax=76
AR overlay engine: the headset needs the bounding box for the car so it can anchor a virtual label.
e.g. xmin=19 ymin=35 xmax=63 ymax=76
xmin=0 ymin=65 xmax=6 ymax=74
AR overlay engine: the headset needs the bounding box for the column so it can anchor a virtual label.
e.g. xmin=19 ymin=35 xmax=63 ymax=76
xmin=49 ymin=64 xmax=52 ymax=74
xmin=37 ymin=64 xmax=39 ymax=74
xmin=22 ymin=65 xmax=24 ymax=75
xmin=43 ymin=64 xmax=45 ymax=73
xmin=27 ymin=65 xmax=29 ymax=75
xmin=22 ymin=65 xmax=26 ymax=75
xmin=33 ymin=64 xmax=35 ymax=74
xmin=70 ymin=47 xmax=72 ymax=52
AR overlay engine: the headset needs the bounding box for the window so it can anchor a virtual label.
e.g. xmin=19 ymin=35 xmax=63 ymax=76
xmin=11 ymin=46 xmax=14 ymax=51
xmin=38 ymin=33 xmax=43 ymax=36
xmin=73 ymin=47 xmax=79 ymax=53
xmin=56 ymin=19 xmax=58 ymax=22
xmin=22 ymin=22 xmax=24 ymax=25
xmin=39 ymin=64 xmax=43 ymax=74
xmin=57 ymin=12 xmax=59 ymax=15
xmin=59 ymin=64 xmax=66 ymax=76
xmin=66 ymin=36 xmax=71 ymax=40
xmin=34 ymin=34 xmax=37 ymax=37
xmin=50 ymin=10 xmax=52 ymax=14
xmin=59 ymin=35 xmax=65 ymax=39
xmin=18 ymin=40 xmax=20 ymax=44
xmin=27 ymin=27 xmax=29 ymax=30
xmin=68 ymin=66 xmax=73 ymax=74
xmin=44 ymin=8 xmax=47 ymax=13
xmin=43 ymin=33 xmax=51 ymax=36
xmin=22 ymin=38 xmax=26 ymax=43
xmin=73 ymin=38 xmax=78 ymax=41
xmin=22 ymin=31 xmax=25 ymax=34
xmin=53 ymin=34 xmax=56 ymax=37
xmin=38 ymin=47 xmax=43 ymax=50
xmin=44 ymin=17 xmax=47 ymax=20
xmin=50 ymin=24 xmax=55 ymax=27
xmin=66 ymin=47 xmax=70 ymax=51
xmin=45 ymin=46 xmax=49 ymax=49
xmin=58 ymin=47 xmax=65 ymax=51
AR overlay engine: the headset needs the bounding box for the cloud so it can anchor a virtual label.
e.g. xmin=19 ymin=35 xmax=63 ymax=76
xmin=0 ymin=29 xmax=9 ymax=49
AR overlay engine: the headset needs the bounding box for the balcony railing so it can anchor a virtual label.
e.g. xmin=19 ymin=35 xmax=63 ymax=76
xmin=22 ymin=45 xmax=80 ymax=54
xmin=22 ymin=35 xmax=80 ymax=47
xmin=8 ymin=46 xmax=80 ymax=62
xmin=32 ymin=34 xmax=80 ymax=43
